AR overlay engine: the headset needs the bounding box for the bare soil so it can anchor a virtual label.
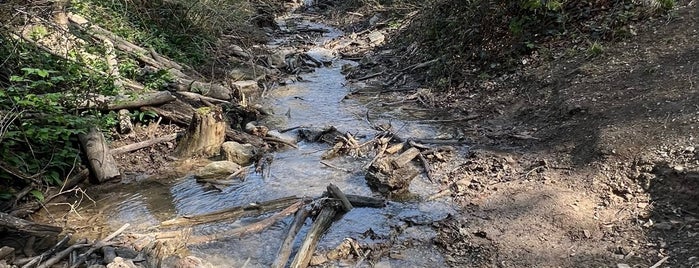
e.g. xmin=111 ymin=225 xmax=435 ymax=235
xmin=401 ymin=4 xmax=699 ymax=267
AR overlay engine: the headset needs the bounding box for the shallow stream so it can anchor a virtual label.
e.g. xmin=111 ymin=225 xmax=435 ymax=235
xmin=72 ymin=12 xmax=461 ymax=268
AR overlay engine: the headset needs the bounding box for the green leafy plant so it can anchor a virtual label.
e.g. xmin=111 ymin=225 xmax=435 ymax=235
xmin=131 ymin=110 xmax=158 ymax=123
xmin=587 ymin=41 xmax=604 ymax=57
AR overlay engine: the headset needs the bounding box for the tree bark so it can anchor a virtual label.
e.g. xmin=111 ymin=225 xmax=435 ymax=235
xmin=79 ymin=127 xmax=121 ymax=183
xmin=107 ymin=91 xmax=176 ymax=110
xmin=0 ymin=212 xmax=62 ymax=237
xmin=272 ymin=207 xmax=310 ymax=268
xmin=290 ymin=205 xmax=338 ymax=268
xmin=174 ymin=106 xmax=226 ymax=158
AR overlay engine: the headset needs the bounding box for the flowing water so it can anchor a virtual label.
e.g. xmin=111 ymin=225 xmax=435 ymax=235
xmin=70 ymin=12 xmax=462 ymax=268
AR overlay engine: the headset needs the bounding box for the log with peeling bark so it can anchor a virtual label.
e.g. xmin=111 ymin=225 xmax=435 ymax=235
xmin=289 ymin=202 xmax=341 ymax=268
xmin=174 ymin=106 xmax=226 ymax=158
xmin=79 ymin=127 xmax=121 ymax=183
xmin=161 ymin=196 xmax=302 ymax=227
xmin=272 ymin=207 xmax=310 ymax=268
xmin=0 ymin=212 xmax=62 ymax=237
xmin=111 ymin=133 xmax=179 ymax=155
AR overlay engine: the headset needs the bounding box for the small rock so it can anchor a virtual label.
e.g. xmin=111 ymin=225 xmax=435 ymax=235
xmin=195 ymin=161 xmax=241 ymax=179
xmin=673 ymin=165 xmax=685 ymax=173
xmin=106 ymin=257 xmax=137 ymax=268
xmin=637 ymin=202 xmax=649 ymax=209
xmin=366 ymin=31 xmax=385 ymax=46
xmin=616 ymin=264 xmax=631 ymax=268
xmin=221 ymin=141 xmax=256 ymax=165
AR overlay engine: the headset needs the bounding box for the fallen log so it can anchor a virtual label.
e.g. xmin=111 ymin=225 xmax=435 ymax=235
xmin=187 ymin=201 xmax=304 ymax=244
xmin=107 ymin=91 xmax=176 ymax=110
xmin=174 ymin=106 xmax=226 ymax=158
xmin=173 ymin=78 xmax=232 ymax=101
xmin=344 ymin=194 xmax=386 ymax=208
xmin=79 ymin=127 xmax=121 ymax=183
xmin=77 ymin=91 xmax=176 ymax=110
xmin=0 ymin=212 xmax=62 ymax=237
xmin=160 ymin=196 xmax=302 ymax=227
xmin=175 ymin=91 xmax=230 ymax=105
xmin=272 ymin=207 xmax=310 ymax=268
xmin=290 ymin=202 xmax=341 ymax=268
xmin=111 ymin=133 xmax=179 ymax=155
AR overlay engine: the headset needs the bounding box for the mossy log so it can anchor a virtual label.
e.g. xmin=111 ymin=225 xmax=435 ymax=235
xmin=174 ymin=106 xmax=226 ymax=158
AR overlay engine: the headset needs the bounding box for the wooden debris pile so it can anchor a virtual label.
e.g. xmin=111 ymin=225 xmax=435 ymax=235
xmin=128 ymin=184 xmax=386 ymax=268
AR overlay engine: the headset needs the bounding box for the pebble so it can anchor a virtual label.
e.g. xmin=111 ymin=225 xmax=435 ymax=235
xmin=616 ymin=264 xmax=631 ymax=268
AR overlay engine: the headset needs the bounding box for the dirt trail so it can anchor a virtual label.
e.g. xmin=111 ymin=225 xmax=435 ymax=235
xmin=410 ymin=4 xmax=699 ymax=268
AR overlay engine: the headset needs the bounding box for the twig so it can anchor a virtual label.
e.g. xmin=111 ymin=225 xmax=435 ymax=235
xmin=320 ymin=161 xmax=352 ymax=173
xmin=69 ymin=223 xmax=129 ymax=268
xmin=410 ymin=114 xmax=479 ymax=123
xmin=35 ymin=243 xmax=89 ymax=268
xmin=417 ymin=153 xmax=434 ymax=182
xmin=110 ymin=133 xmax=179 ymax=155
xmin=351 ymin=71 xmax=384 ymax=82
xmin=363 ymin=142 xmax=388 ymax=170
xmin=649 ymin=256 xmax=669 ymax=268
xmin=263 ymin=136 xmax=299 ymax=149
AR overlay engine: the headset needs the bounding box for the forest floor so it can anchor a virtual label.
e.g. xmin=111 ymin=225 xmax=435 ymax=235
xmin=311 ymin=2 xmax=699 ymax=267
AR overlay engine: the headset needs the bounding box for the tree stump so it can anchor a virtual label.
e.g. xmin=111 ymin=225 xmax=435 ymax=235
xmin=174 ymin=106 xmax=226 ymax=158
xmin=366 ymin=147 xmax=420 ymax=194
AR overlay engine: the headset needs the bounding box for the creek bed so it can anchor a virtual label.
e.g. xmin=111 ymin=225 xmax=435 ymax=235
xmin=68 ymin=13 xmax=462 ymax=268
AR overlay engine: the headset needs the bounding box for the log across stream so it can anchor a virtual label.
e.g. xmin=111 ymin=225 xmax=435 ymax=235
xmin=63 ymin=14 xmax=461 ymax=267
